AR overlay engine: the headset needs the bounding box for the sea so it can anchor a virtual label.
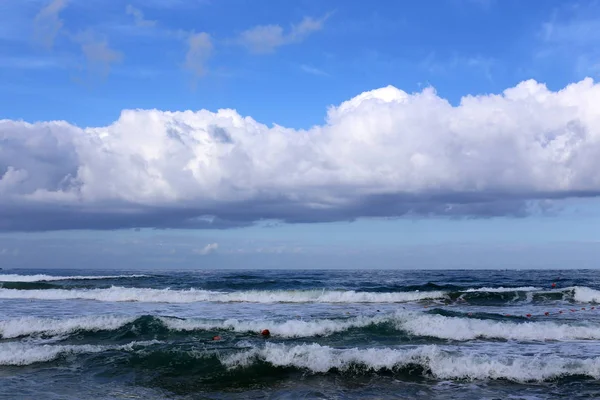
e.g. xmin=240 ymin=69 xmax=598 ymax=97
xmin=1 ymin=269 xmax=600 ymax=399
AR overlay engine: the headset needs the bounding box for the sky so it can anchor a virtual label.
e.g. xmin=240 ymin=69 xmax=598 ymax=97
xmin=1 ymin=0 xmax=600 ymax=269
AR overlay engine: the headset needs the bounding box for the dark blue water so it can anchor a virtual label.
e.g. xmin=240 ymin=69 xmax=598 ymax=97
xmin=1 ymin=269 xmax=600 ymax=399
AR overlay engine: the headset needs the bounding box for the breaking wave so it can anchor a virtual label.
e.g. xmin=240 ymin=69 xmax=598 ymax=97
xmin=0 ymin=284 xmax=591 ymax=305
xmin=0 ymin=340 xmax=161 ymax=366
xmin=0 ymin=287 xmax=446 ymax=303
xmin=5 ymin=311 xmax=600 ymax=342
xmin=572 ymin=286 xmax=600 ymax=303
xmin=220 ymin=343 xmax=600 ymax=382
xmin=0 ymin=315 xmax=138 ymax=339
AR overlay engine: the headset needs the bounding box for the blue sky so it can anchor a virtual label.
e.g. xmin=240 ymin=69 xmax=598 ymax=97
xmin=1 ymin=0 xmax=600 ymax=269
xmin=3 ymin=0 xmax=597 ymax=128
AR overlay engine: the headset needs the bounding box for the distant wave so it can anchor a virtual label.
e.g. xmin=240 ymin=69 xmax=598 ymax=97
xmin=220 ymin=343 xmax=600 ymax=382
xmin=463 ymin=286 xmax=540 ymax=293
xmin=0 ymin=284 xmax=592 ymax=305
xmin=0 ymin=287 xmax=446 ymax=303
xmin=5 ymin=311 xmax=600 ymax=342
xmin=0 ymin=274 xmax=148 ymax=283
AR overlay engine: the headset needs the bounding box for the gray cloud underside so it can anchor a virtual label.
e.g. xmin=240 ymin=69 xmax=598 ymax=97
xmin=2 ymin=79 xmax=600 ymax=231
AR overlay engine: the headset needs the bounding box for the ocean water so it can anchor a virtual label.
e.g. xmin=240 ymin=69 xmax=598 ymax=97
xmin=1 ymin=269 xmax=600 ymax=399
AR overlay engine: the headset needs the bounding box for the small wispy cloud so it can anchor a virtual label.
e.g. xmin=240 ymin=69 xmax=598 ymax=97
xmin=0 ymin=56 xmax=63 ymax=70
xmin=464 ymin=0 xmax=495 ymax=10
xmin=224 ymin=246 xmax=304 ymax=255
xmin=0 ymin=248 xmax=19 ymax=256
xmin=125 ymin=5 xmax=157 ymax=28
xmin=536 ymin=4 xmax=600 ymax=77
xmin=141 ymin=0 xmax=210 ymax=9
xmin=420 ymin=52 xmax=496 ymax=82
xmin=73 ymin=30 xmax=123 ymax=78
xmin=193 ymin=243 xmax=219 ymax=255
xmin=183 ymin=31 xmax=213 ymax=85
xmin=237 ymin=14 xmax=331 ymax=54
xmin=300 ymin=64 xmax=329 ymax=76
xmin=30 ymin=1 xmax=123 ymax=80
xmin=33 ymin=0 xmax=69 ymax=49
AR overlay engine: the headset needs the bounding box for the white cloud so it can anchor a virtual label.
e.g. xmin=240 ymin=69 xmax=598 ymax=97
xmin=237 ymin=15 xmax=329 ymax=54
xmin=125 ymin=5 xmax=156 ymax=28
xmin=2 ymin=78 xmax=600 ymax=231
xmin=33 ymin=0 xmax=69 ymax=49
xmin=193 ymin=243 xmax=219 ymax=255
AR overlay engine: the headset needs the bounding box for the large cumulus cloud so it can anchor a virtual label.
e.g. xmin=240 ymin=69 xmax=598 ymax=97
xmin=2 ymin=78 xmax=600 ymax=231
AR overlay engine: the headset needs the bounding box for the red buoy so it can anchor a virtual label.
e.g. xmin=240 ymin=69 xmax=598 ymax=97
xmin=544 ymin=312 xmax=550 ymax=316
xmin=261 ymin=329 xmax=270 ymax=337
xmin=526 ymin=314 xmax=532 ymax=318
xmin=551 ymin=283 xmax=557 ymax=288
xmin=212 ymin=335 xmax=221 ymax=341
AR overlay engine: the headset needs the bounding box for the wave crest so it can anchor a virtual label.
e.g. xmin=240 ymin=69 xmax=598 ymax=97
xmin=0 ymin=340 xmax=161 ymax=366
xmin=0 ymin=274 xmax=148 ymax=282
xmin=5 ymin=311 xmax=600 ymax=342
xmin=0 ymin=286 xmax=445 ymax=303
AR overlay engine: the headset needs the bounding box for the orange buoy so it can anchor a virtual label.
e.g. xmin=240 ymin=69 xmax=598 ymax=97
xmin=551 ymin=283 xmax=556 ymax=288
xmin=261 ymin=329 xmax=270 ymax=337
xmin=212 ymin=335 xmax=221 ymax=341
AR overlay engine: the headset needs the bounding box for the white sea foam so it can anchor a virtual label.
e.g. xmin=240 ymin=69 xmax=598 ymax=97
xmin=0 ymin=315 xmax=137 ymax=339
xmin=0 ymin=274 xmax=148 ymax=282
xmin=573 ymin=286 xmax=600 ymax=303
xmin=221 ymin=342 xmax=600 ymax=382
xmin=0 ymin=340 xmax=161 ymax=366
xmin=0 ymin=286 xmax=446 ymax=303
